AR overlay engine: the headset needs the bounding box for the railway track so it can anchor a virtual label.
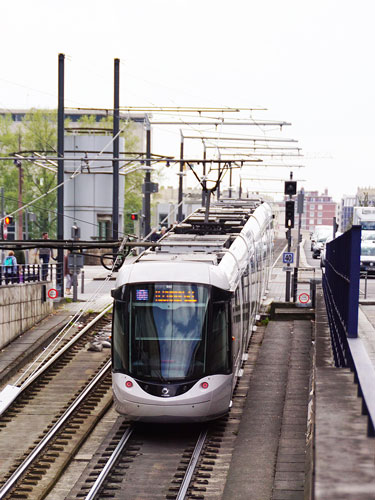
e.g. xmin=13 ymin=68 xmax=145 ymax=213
xmin=0 ymin=307 xmax=113 ymax=499
xmin=64 ymin=326 xmax=267 ymax=500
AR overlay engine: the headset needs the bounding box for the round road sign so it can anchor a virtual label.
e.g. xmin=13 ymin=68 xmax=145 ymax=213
xmin=298 ymin=293 xmax=310 ymax=304
xmin=48 ymin=288 xmax=58 ymax=299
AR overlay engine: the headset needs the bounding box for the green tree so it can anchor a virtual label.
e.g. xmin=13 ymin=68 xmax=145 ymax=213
xmin=22 ymin=110 xmax=58 ymax=237
xmin=0 ymin=110 xmax=58 ymax=238
xmin=0 ymin=115 xmax=21 ymax=226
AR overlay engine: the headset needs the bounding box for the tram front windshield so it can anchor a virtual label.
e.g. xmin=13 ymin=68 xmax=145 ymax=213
xmin=112 ymin=283 xmax=230 ymax=382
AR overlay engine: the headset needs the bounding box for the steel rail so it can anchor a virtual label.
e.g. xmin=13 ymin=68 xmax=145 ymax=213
xmin=0 ymin=304 xmax=112 ymax=416
xmin=84 ymin=426 xmax=134 ymax=500
xmin=176 ymin=428 xmax=208 ymax=500
xmin=0 ymin=360 xmax=112 ymax=499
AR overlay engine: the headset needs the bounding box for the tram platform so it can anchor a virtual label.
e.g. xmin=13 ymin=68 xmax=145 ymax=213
xmin=0 ymin=266 xmax=114 ymax=387
xmin=223 ymin=241 xmax=375 ymax=500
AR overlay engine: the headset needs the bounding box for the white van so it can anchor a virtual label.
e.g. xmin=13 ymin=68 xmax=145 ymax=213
xmin=360 ymin=241 xmax=375 ymax=275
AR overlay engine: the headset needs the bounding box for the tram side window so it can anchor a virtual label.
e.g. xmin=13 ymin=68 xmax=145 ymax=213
xmin=112 ymin=300 xmax=129 ymax=372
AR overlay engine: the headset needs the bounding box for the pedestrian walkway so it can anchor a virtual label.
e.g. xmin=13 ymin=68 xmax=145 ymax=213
xmin=358 ymin=306 xmax=375 ymax=369
xmin=61 ymin=265 xmax=115 ymax=313
xmin=223 ymin=318 xmax=312 ymax=500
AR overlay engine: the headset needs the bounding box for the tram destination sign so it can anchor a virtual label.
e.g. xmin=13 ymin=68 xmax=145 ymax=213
xmin=135 ymin=288 xmax=197 ymax=303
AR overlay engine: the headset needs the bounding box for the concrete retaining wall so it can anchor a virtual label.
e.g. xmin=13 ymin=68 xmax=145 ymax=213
xmin=0 ymin=282 xmax=54 ymax=349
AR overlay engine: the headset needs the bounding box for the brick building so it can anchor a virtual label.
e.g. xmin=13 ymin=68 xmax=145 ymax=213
xmin=300 ymin=189 xmax=336 ymax=231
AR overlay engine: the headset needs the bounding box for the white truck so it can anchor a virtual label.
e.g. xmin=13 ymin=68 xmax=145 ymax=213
xmin=353 ymin=206 xmax=375 ymax=231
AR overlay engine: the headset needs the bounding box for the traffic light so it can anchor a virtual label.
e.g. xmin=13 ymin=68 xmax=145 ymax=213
xmin=285 ymin=200 xmax=295 ymax=228
xmin=284 ymin=181 xmax=297 ymax=196
xmin=1 ymin=215 xmax=14 ymax=240
xmin=130 ymin=213 xmax=138 ymax=221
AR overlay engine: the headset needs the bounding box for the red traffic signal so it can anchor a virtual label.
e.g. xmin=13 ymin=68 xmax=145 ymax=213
xmin=4 ymin=215 xmax=13 ymax=225
xmin=130 ymin=213 xmax=138 ymax=221
xmin=285 ymin=200 xmax=295 ymax=228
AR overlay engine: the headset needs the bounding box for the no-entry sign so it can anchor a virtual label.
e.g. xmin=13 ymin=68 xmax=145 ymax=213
xmin=298 ymin=293 xmax=310 ymax=304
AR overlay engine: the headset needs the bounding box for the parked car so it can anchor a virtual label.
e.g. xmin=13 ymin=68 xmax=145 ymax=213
xmin=312 ymin=235 xmax=329 ymax=259
xmin=320 ymin=232 xmax=342 ymax=267
xmin=310 ymin=226 xmax=331 ymax=251
xmin=360 ymin=241 xmax=375 ymax=275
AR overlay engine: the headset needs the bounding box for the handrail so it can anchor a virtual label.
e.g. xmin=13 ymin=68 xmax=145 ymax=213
xmin=323 ymin=225 xmax=375 ymax=437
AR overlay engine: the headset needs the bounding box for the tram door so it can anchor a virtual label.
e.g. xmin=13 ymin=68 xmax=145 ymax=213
xmin=231 ymin=284 xmax=243 ymax=378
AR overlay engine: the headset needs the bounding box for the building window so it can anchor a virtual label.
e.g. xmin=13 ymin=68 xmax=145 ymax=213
xmin=317 ymin=219 xmax=322 ymax=224
xmin=98 ymin=216 xmax=111 ymax=240
xmin=310 ymin=204 xmax=315 ymax=209
xmin=318 ymin=212 xmax=322 ymax=217
xmin=159 ymin=213 xmax=168 ymax=226
xmin=318 ymin=204 xmax=323 ymax=210
xmin=309 ymin=218 xmax=314 ymax=225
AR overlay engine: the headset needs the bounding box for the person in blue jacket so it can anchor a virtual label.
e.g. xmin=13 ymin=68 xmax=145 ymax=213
xmin=3 ymin=250 xmax=18 ymax=284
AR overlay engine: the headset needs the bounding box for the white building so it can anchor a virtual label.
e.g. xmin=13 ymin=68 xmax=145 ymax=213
xmin=64 ymin=134 xmax=126 ymax=240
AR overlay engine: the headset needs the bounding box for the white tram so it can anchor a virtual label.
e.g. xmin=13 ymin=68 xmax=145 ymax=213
xmin=111 ymin=198 xmax=274 ymax=422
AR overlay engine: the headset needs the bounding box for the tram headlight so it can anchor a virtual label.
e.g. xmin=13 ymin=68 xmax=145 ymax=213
xmin=201 ymin=382 xmax=209 ymax=389
xmin=125 ymin=380 xmax=133 ymax=388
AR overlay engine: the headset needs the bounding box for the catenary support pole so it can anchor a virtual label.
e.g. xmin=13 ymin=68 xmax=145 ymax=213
xmin=202 ymin=143 xmax=207 ymax=207
xmin=143 ymin=117 xmax=151 ymax=238
xmin=178 ymin=132 xmax=184 ymax=222
xmin=229 ymin=162 xmax=232 ymax=198
xmin=57 ymin=53 xmax=65 ymax=298
xmin=112 ymin=58 xmax=120 ymax=241
xmin=285 ymin=171 xmax=293 ymax=302
xmin=293 ymin=187 xmax=304 ymax=302
xmin=17 ymin=157 xmax=23 ymax=241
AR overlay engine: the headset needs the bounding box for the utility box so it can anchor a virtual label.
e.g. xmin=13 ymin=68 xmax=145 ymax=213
xmin=68 ymin=254 xmax=84 ymax=270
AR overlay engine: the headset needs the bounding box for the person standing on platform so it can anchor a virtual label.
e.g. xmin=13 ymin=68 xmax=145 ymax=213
xmin=39 ymin=232 xmax=52 ymax=280
xmin=3 ymin=250 xmax=17 ymax=284
xmin=64 ymin=253 xmax=72 ymax=295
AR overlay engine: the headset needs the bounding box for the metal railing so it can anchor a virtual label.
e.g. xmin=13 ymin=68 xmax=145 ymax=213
xmin=359 ymin=271 xmax=369 ymax=299
xmin=323 ymin=226 xmax=375 ymax=437
xmin=323 ymin=226 xmax=361 ymax=365
xmin=0 ymin=263 xmax=59 ymax=286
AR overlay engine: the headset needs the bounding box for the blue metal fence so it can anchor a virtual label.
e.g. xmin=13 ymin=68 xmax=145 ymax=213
xmin=323 ymin=225 xmax=361 ymax=366
xmin=323 ymin=225 xmax=375 ymax=437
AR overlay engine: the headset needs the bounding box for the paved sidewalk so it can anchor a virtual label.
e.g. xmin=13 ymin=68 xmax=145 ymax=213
xmin=223 ymin=319 xmax=312 ymax=500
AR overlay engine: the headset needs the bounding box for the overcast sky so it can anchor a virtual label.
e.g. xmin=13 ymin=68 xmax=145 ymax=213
xmin=1 ymin=0 xmax=374 ymax=202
